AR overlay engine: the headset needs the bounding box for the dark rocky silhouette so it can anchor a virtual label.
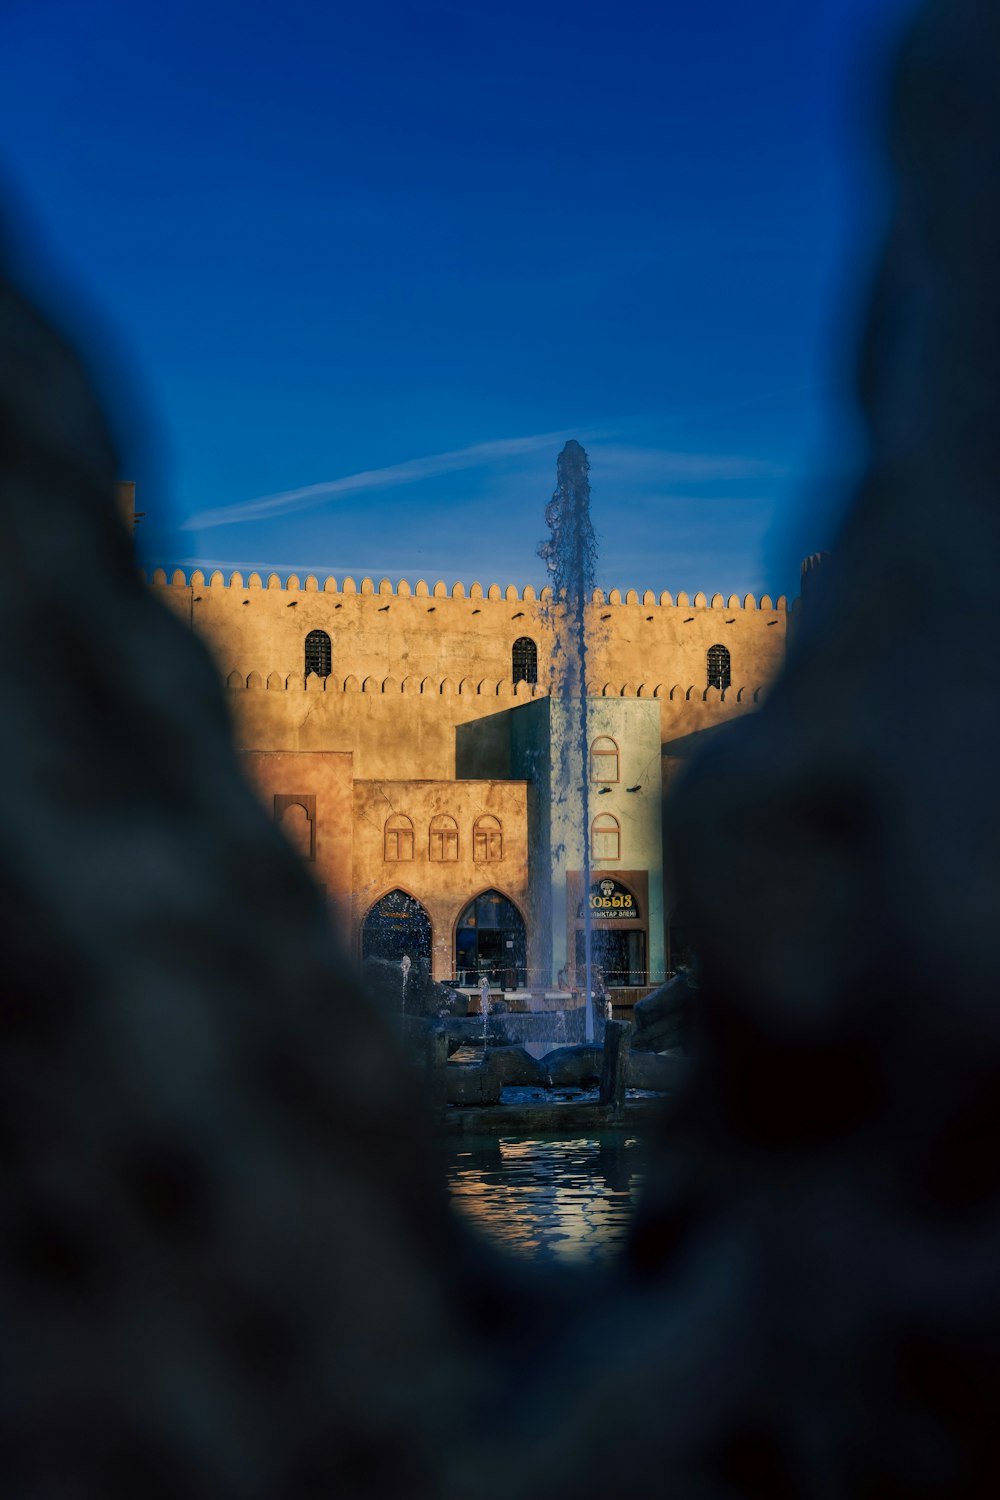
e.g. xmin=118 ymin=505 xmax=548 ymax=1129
xmin=630 ymin=965 xmax=698 ymax=1052
xmin=0 ymin=251 xmax=505 ymax=1498
xmin=3 ymin=1 xmax=1000 ymax=1495
xmin=361 ymin=954 xmax=467 ymax=1022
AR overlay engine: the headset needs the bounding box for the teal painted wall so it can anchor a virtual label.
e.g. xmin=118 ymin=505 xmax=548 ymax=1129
xmin=508 ymin=697 xmax=664 ymax=986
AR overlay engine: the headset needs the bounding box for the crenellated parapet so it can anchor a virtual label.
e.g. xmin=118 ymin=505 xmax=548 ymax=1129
xmin=590 ymin=588 xmax=789 ymax=612
xmin=143 ymin=568 xmax=792 ymax=612
xmin=222 ymin=672 xmax=768 ymax=705
xmin=598 ymin=682 xmax=767 ymax=704
xmin=226 ymin=672 xmax=546 ymax=697
xmin=147 ymin=569 xmax=550 ymax=600
xmin=147 ymin=566 xmax=789 ymax=726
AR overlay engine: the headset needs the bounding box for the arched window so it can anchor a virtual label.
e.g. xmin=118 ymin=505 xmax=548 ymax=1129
xmin=473 ymin=814 xmax=503 ymax=862
xmin=590 ymin=736 xmax=619 ymax=783
xmin=274 ymin=793 xmax=316 ymax=861
xmin=362 ymin=890 xmax=432 ymax=965
xmin=305 ymin=629 xmax=332 ymax=679
xmin=278 ymin=801 xmax=313 ymax=860
xmin=591 ymin=813 xmax=621 ymax=861
xmin=512 ymin=637 xmax=538 ymax=685
xmin=707 ymin=643 xmax=731 ymax=691
xmin=429 ymin=814 xmax=459 ymax=861
xmin=384 ymin=813 xmax=414 ymax=861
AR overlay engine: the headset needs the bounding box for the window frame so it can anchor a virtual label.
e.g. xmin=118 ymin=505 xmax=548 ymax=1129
xmin=384 ymin=813 xmax=415 ymax=861
xmin=428 ymin=814 xmax=459 ymax=861
xmin=304 ymin=629 xmax=332 ymax=680
xmin=273 ymin=794 xmax=316 ymax=861
xmin=589 ymin=736 xmax=620 ymax=784
xmin=473 ymin=814 xmax=503 ymax=862
xmin=707 ymin=643 xmax=731 ymax=691
xmin=511 ymin=636 xmax=538 ymax=686
xmin=590 ymin=812 xmax=621 ymax=862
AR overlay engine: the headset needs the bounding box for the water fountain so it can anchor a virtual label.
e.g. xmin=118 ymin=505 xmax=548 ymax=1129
xmin=479 ymin=973 xmax=491 ymax=1046
xmin=400 ymin=952 xmax=411 ymax=1036
xmin=399 ymin=441 xmax=681 ymax=1127
xmin=538 ymin=439 xmax=599 ymax=1042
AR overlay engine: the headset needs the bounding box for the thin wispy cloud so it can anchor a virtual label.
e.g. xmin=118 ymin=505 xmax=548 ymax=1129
xmin=180 ymin=431 xmax=784 ymax=533
xmin=590 ymin=445 xmax=790 ymax=482
xmin=182 ymin=429 xmax=586 ymax=531
xmin=170 ymin=557 xmax=490 ymax=581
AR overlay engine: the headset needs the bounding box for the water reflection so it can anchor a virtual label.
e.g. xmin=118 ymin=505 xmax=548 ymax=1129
xmin=445 ymin=1134 xmax=643 ymax=1265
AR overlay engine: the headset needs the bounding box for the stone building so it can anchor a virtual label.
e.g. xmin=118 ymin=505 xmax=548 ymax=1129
xmin=145 ymin=536 xmax=792 ymax=994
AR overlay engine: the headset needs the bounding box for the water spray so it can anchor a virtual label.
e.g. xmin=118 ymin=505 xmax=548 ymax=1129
xmin=539 ymin=440 xmax=599 ymax=1042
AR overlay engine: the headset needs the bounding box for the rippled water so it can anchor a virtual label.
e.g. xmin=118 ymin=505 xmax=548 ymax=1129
xmin=445 ymin=1134 xmax=644 ymax=1265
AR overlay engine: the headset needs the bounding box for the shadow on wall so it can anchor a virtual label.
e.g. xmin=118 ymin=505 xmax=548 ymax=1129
xmin=3 ymin=1 xmax=1000 ymax=1494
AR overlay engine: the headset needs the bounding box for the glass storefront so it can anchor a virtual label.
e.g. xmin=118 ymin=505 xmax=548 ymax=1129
xmin=575 ymin=877 xmax=647 ymax=986
xmin=361 ymin=889 xmax=432 ymax=965
xmin=575 ymin=927 xmax=647 ymax=987
xmin=454 ymin=889 xmax=527 ymax=988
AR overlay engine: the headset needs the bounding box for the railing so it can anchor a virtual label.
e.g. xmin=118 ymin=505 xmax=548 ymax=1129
xmin=449 ymin=967 xmax=528 ymax=991
xmin=445 ymin=970 xmax=667 ymax=998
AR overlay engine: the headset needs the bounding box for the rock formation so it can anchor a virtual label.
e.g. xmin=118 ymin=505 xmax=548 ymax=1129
xmin=0 ymin=250 xmax=497 ymax=1498
xmin=630 ymin=966 xmax=697 ymax=1053
xmin=361 ymin=954 xmax=467 ymax=1022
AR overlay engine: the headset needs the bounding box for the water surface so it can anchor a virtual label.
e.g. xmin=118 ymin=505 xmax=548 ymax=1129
xmin=445 ymin=1133 xmax=644 ymax=1265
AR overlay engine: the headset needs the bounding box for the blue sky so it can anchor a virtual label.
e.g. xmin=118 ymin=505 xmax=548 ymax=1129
xmin=1 ymin=0 xmax=917 ymax=598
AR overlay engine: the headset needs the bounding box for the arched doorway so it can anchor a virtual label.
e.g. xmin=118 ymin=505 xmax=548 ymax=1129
xmin=454 ymin=889 xmax=527 ymax=989
xmin=362 ymin=889 xmax=432 ymax=965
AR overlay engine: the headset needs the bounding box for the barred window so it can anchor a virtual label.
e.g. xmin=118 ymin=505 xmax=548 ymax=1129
xmin=512 ymin=637 xmax=538 ymax=685
xmin=590 ymin=736 xmax=619 ymax=783
xmin=305 ymin=629 xmax=332 ymax=679
xmin=473 ymin=814 xmax=503 ymax=862
xmin=591 ymin=813 xmax=621 ymax=861
xmin=707 ymin=643 xmax=731 ymax=691
xmin=429 ymin=814 xmax=459 ymax=861
xmin=384 ymin=814 xmax=414 ymax=861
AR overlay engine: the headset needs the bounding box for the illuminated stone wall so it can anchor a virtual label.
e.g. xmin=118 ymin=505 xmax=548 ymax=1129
xmin=147 ymin=564 xmax=789 ymax=985
xmin=150 ymin=567 xmax=788 ymax=782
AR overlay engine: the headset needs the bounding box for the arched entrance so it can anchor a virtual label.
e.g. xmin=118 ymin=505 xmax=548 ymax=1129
xmin=575 ymin=877 xmax=647 ymax=986
xmin=454 ymin=889 xmax=527 ymax=988
xmin=362 ymin=889 xmax=432 ymax=965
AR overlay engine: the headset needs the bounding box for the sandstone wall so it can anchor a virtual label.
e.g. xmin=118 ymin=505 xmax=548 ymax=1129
xmin=150 ymin=570 xmax=786 ymax=778
xmin=150 ymin=570 xmax=788 ymax=695
xmin=240 ymin=749 xmax=355 ymax=940
xmin=351 ymin=778 xmax=530 ymax=982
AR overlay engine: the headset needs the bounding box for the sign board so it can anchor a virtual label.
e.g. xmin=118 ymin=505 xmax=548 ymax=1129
xmin=582 ymin=877 xmax=640 ymax=920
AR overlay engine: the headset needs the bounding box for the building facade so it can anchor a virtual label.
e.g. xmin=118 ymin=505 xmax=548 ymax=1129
xmin=147 ymin=561 xmax=793 ymax=991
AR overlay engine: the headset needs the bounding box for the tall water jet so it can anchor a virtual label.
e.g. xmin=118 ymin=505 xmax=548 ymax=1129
xmin=538 ymin=440 xmax=599 ymax=1042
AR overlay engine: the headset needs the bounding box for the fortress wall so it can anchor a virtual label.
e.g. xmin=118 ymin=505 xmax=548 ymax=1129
xmin=351 ymin=779 xmax=530 ymax=982
xmin=149 ymin=571 xmax=789 ymax=711
xmin=587 ymin=590 xmax=787 ymax=698
xmin=226 ymin=678 xmax=541 ymax=781
xmin=659 ymin=685 xmax=764 ymax=739
xmin=151 ymin=574 xmax=556 ymax=689
xmin=223 ymin=671 xmax=767 ymax=781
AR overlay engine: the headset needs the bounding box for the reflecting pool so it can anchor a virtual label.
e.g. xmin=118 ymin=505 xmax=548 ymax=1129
xmin=445 ymin=1134 xmax=644 ymax=1265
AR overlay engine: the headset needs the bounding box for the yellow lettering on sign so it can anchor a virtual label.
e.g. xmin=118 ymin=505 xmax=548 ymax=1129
xmin=589 ymin=891 xmax=634 ymax=909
